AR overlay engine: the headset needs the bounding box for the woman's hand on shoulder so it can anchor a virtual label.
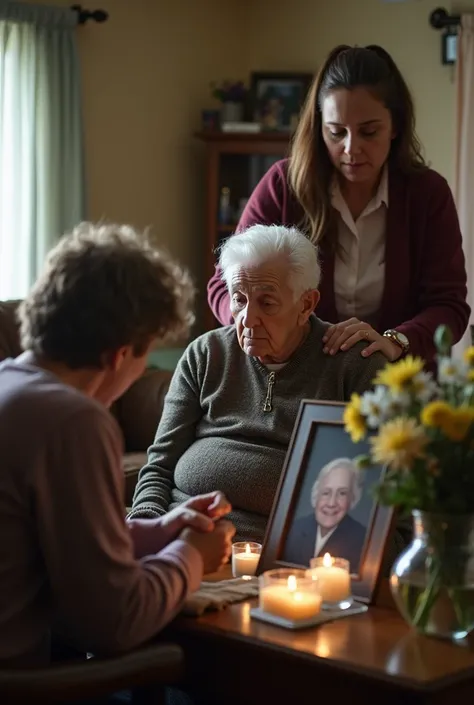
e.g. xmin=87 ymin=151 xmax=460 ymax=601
xmin=322 ymin=318 xmax=402 ymax=362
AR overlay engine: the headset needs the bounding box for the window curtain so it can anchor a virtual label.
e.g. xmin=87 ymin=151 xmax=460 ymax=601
xmin=0 ymin=1 xmax=85 ymax=300
xmin=454 ymin=14 xmax=474 ymax=353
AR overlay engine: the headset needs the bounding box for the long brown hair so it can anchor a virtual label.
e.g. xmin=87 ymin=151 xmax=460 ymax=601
xmin=288 ymin=44 xmax=425 ymax=247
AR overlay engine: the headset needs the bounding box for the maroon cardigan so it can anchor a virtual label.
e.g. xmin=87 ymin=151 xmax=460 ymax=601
xmin=207 ymin=159 xmax=470 ymax=362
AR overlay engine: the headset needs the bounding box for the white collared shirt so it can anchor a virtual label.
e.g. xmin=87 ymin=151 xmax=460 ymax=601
xmin=313 ymin=524 xmax=337 ymax=557
xmin=332 ymin=167 xmax=388 ymax=326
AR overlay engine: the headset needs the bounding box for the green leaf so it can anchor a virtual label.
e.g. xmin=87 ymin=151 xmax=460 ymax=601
xmin=434 ymin=325 xmax=453 ymax=356
xmin=353 ymin=454 xmax=372 ymax=469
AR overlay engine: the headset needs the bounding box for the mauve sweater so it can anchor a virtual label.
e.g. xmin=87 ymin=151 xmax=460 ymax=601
xmin=0 ymin=354 xmax=202 ymax=667
xmin=207 ymin=160 xmax=470 ymax=362
xmin=129 ymin=315 xmax=387 ymax=541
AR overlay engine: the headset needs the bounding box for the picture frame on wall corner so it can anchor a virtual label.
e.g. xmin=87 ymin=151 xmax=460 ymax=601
xmin=258 ymin=400 xmax=395 ymax=604
xmin=249 ymin=71 xmax=313 ymax=132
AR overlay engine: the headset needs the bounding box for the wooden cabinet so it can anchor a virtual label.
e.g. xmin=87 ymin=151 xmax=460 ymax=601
xmin=195 ymin=131 xmax=290 ymax=330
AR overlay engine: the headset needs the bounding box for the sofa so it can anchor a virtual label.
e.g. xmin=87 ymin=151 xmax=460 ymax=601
xmin=0 ymin=300 xmax=174 ymax=506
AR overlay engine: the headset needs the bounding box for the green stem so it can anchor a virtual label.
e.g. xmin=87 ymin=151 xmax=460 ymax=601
xmin=447 ymin=587 xmax=467 ymax=630
xmin=412 ymin=558 xmax=442 ymax=629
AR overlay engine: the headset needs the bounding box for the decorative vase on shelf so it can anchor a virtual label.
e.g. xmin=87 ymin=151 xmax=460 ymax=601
xmin=220 ymin=101 xmax=244 ymax=124
xmin=390 ymin=511 xmax=474 ymax=641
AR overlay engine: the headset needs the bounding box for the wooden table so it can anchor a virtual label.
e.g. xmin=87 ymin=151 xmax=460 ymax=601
xmin=164 ymin=568 xmax=474 ymax=705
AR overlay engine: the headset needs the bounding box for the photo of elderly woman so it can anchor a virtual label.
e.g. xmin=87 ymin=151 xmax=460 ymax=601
xmin=285 ymin=458 xmax=365 ymax=573
xmin=283 ymin=438 xmax=383 ymax=575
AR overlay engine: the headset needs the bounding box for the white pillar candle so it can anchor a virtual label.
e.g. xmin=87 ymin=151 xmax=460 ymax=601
xmin=231 ymin=542 xmax=261 ymax=578
xmin=308 ymin=553 xmax=351 ymax=604
xmin=260 ymin=575 xmax=322 ymax=621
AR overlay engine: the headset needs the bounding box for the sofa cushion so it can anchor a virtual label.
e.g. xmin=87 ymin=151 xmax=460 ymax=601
xmin=123 ymin=451 xmax=148 ymax=506
xmin=115 ymin=368 xmax=173 ymax=452
xmin=0 ymin=300 xmax=22 ymax=361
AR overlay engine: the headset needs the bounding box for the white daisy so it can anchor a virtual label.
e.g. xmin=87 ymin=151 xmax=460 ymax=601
xmin=410 ymin=371 xmax=439 ymax=404
xmin=438 ymin=357 xmax=467 ymax=385
xmin=360 ymin=386 xmax=401 ymax=429
xmin=386 ymin=389 xmax=412 ymax=409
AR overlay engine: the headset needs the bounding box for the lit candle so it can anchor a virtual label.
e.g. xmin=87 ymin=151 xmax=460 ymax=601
xmin=231 ymin=542 xmax=261 ymax=578
xmin=260 ymin=574 xmax=322 ymax=621
xmin=308 ymin=553 xmax=351 ymax=604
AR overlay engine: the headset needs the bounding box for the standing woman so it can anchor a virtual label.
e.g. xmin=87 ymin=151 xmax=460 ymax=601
xmin=207 ymin=45 xmax=470 ymax=364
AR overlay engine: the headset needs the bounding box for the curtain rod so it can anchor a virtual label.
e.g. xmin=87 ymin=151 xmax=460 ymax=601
xmin=70 ymin=4 xmax=108 ymax=24
xmin=429 ymin=7 xmax=460 ymax=30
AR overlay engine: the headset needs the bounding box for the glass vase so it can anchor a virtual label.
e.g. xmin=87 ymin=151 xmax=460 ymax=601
xmin=220 ymin=101 xmax=244 ymax=124
xmin=390 ymin=511 xmax=474 ymax=641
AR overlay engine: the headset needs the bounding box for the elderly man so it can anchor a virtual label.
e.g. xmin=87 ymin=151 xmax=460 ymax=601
xmin=130 ymin=224 xmax=388 ymax=542
xmin=284 ymin=458 xmax=366 ymax=573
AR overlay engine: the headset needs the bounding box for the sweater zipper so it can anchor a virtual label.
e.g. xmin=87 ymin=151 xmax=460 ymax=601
xmin=263 ymin=371 xmax=276 ymax=412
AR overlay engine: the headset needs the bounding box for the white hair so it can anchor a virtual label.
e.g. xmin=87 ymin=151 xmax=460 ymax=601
xmin=218 ymin=224 xmax=320 ymax=299
xmin=311 ymin=457 xmax=363 ymax=511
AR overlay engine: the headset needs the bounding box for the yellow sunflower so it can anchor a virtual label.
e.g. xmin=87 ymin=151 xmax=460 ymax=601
xmin=370 ymin=417 xmax=428 ymax=470
xmin=464 ymin=347 xmax=474 ymax=366
xmin=442 ymin=407 xmax=474 ymax=442
xmin=373 ymin=356 xmax=425 ymax=394
xmin=343 ymin=393 xmax=367 ymax=443
xmin=420 ymin=400 xmax=453 ymax=429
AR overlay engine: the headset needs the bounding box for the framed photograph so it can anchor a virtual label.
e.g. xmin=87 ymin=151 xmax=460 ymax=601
xmin=250 ymin=71 xmax=313 ymax=132
xmin=258 ymin=400 xmax=395 ymax=603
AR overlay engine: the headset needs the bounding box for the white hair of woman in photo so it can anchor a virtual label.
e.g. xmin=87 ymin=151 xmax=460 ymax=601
xmin=311 ymin=457 xmax=363 ymax=519
xmin=310 ymin=457 xmax=367 ymax=566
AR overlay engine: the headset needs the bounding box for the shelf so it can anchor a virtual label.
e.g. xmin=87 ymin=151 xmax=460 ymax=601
xmin=195 ymin=130 xmax=291 ymax=143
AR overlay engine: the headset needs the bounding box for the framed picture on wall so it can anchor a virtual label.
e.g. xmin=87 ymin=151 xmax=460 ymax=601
xmin=258 ymin=400 xmax=395 ymax=603
xmin=249 ymin=71 xmax=313 ymax=132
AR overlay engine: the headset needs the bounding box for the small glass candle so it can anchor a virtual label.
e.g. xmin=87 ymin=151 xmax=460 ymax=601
xmin=307 ymin=553 xmax=351 ymax=607
xmin=259 ymin=569 xmax=322 ymax=621
xmin=231 ymin=542 xmax=262 ymax=578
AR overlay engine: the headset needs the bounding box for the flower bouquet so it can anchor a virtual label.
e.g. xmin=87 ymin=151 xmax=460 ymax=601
xmin=344 ymin=325 xmax=474 ymax=640
xmin=210 ymin=80 xmax=248 ymax=104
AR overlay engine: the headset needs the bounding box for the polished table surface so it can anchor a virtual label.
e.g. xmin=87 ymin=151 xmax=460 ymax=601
xmin=164 ymin=567 xmax=474 ymax=704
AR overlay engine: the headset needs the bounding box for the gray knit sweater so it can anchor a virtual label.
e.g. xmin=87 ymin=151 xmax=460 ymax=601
xmin=129 ymin=315 xmax=387 ymax=541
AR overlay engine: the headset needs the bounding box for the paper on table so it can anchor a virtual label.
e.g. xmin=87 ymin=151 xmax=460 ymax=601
xmin=182 ymin=577 xmax=259 ymax=616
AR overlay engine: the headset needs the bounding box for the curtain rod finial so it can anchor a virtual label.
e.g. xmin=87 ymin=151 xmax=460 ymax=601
xmin=71 ymin=5 xmax=109 ymax=25
xmin=429 ymin=7 xmax=460 ymax=30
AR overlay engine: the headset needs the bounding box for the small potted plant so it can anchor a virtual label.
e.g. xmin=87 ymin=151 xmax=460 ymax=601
xmin=210 ymin=79 xmax=248 ymax=124
xmin=344 ymin=325 xmax=474 ymax=642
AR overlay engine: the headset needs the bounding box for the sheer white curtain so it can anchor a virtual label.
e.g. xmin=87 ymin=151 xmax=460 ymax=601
xmin=0 ymin=3 xmax=85 ymax=300
xmin=455 ymin=14 xmax=474 ymax=352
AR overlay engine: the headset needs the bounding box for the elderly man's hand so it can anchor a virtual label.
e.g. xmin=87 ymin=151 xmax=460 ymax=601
xmin=161 ymin=492 xmax=232 ymax=538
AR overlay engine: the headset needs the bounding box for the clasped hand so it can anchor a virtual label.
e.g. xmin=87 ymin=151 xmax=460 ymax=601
xmin=161 ymin=491 xmax=235 ymax=574
xmin=161 ymin=491 xmax=232 ymax=536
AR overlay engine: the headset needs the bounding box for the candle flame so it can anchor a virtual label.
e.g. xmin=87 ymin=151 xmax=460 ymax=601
xmin=245 ymin=543 xmax=251 ymax=554
xmin=287 ymin=575 xmax=297 ymax=592
xmin=323 ymin=553 xmax=333 ymax=568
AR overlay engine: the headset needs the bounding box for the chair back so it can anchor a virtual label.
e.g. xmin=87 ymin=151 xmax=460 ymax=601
xmin=0 ymin=642 xmax=184 ymax=704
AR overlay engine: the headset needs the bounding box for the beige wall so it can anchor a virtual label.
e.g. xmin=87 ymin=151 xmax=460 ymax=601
xmin=75 ymin=0 xmax=246 ymax=267
xmin=248 ymin=0 xmax=474 ymax=185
